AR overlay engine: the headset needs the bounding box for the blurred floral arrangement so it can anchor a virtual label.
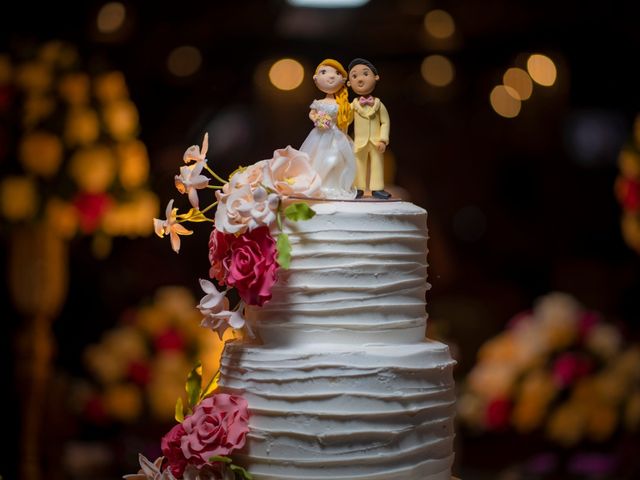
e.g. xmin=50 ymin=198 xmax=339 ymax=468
xmin=0 ymin=40 xmax=158 ymax=256
xmin=615 ymin=113 xmax=640 ymax=254
xmin=458 ymin=292 xmax=640 ymax=447
xmin=73 ymin=286 xmax=235 ymax=425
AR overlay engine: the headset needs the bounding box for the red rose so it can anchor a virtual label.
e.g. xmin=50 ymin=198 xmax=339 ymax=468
xmin=72 ymin=192 xmax=113 ymax=233
xmin=208 ymin=228 xmax=234 ymax=284
xmin=153 ymin=328 xmax=185 ymax=352
xmin=485 ymin=397 xmax=511 ymax=430
xmin=616 ymin=177 xmax=640 ymax=211
xmin=161 ymin=422 xmax=188 ymax=477
xmin=180 ymin=394 xmax=250 ymax=466
xmin=223 ymin=227 xmax=278 ymax=307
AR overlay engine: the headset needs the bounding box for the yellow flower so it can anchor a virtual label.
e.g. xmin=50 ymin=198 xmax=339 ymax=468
xmin=116 ymin=140 xmax=149 ymax=189
xmin=22 ymin=94 xmax=56 ymax=128
xmin=512 ymin=370 xmax=557 ymax=433
xmin=457 ymin=392 xmax=486 ymax=429
xmin=536 ymin=292 xmax=580 ymax=350
xmin=94 ymin=71 xmax=129 ymax=103
xmin=618 ymin=148 xmax=640 ymax=179
xmin=136 ymin=305 xmax=172 ymax=336
xmin=69 ymin=146 xmax=117 ymax=193
xmin=0 ymin=54 xmax=11 ymax=85
xmin=45 ymin=198 xmax=78 ymax=239
xmin=19 ymin=131 xmax=63 ymax=177
xmin=15 ymin=61 xmax=52 ymax=93
xmin=612 ymin=346 xmax=640 ymax=382
xmin=104 ymin=383 xmax=143 ymax=423
xmin=546 ymin=402 xmax=586 ymax=447
xmin=621 ymin=213 xmax=640 ymax=252
xmin=592 ymin=371 xmax=630 ymax=406
xmin=467 ymin=362 xmax=518 ymax=399
xmin=586 ymin=403 xmax=618 ymax=442
xmin=624 ymin=391 xmax=640 ymax=431
xmin=58 ymin=72 xmax=90 ymax=105
xmin=64 ymin=107 xmax=100 ymax=146
xmin=103 ymin=99 xmax=139 ymax=141
xmin=512 ymin=397 xmax=548 ymax=433
xmin=148 ymin=351 xmax=191 ymax=420
xmin=0 ymin=176 xmax=38 ymax=221
xmin=84 ymin=344 xmax=128 ymax=384
xmin=103 ymin=326 xmax=148 ymax=362
xmin=586 ymin=323 xmax=622 ymax=359
xmin=38 ymin=40 xmax=78 ymax=69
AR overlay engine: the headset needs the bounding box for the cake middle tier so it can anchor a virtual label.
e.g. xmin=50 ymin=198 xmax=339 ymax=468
xmin=246 ymin=200 xmax=430 ymax=346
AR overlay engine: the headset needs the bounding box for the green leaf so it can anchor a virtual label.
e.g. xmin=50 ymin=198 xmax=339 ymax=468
xmin=201 ymin=369 xmax=221 ymax=400
xmin=177 ymin=208 xmax=209 ymax=222
xmin=276 ymin=233 xmax=291 ymax=269
xmin=230 ymin=463 xmax=253 ymax=480
xmin=208 ymin=455 xmax=233 ymax=464
xmin=186 ymin=362 xmax=202 ymax=409
xmin=174 ymin=397 xmax=184 ymax=423
xmin=284 ymin=202 xmax=316 ymax=222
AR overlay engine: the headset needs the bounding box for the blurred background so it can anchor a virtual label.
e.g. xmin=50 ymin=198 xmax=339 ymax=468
xmin=1 ymin=0 xmax=639 ymax=479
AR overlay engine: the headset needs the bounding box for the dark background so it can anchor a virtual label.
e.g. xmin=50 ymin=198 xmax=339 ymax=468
xmin=2 ymin=0 xmax=640 ymax=478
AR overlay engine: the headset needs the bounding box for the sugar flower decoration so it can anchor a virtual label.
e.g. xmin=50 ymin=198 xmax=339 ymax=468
xmin=183 ymin=133 xmax=209 ymax=165
xmin=153 ymin=199 xmax=193 ymax=253
xmin=123 ymin=454 xmax=176 ymax=480
xmin=175 ymin=162 xmax=210 ymax=209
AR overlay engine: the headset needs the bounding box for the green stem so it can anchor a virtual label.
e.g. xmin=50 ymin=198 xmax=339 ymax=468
xmin=204 ymin=164 xmax=228 ymax=184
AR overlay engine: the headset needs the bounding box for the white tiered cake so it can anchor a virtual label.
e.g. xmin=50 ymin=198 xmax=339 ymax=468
xmin=218 ymin=200 xmax=456 ymax=480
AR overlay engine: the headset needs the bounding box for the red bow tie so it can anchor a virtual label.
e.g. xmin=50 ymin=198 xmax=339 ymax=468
xmin=359 ymin=96 xmax=375 ymax=106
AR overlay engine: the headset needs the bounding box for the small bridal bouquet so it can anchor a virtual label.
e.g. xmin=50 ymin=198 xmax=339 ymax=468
xmin=313 ymin=111 xmax=332 ymax=130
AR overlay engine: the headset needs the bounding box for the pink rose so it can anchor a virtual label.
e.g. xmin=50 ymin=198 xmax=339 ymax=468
xmin=223 ymin=227 xmax=278 ymax=307
xmin=552 ymin=353 xmax=593 ymax=388
xmin=208 ymin=228 xmax=234 ymax=284
xmin=161 ymin=422 xmax=188 ymax=477
xmin=264 ymin=146 xmax=322 ymax=198
xmin=180 ymin=394 xmax=250 ymax=467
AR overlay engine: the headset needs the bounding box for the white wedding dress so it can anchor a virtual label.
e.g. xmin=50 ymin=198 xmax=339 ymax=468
xmin=300 ymin=99 xmax=357 ymax=199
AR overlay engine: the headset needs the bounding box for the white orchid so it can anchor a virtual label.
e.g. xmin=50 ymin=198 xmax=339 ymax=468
xmin=183 ymin=132 xmax=209 ymax=165
xmin=123 ymin=454 xmax=176 ymax=480
xmin=153 ymin=199 xmax=193 ymax=253
xmin=198 ymin=279 xmax=226 ymax=313
xmin=200 ymin=297 xmax=246 ymax=340
xmin=175 ymin=162 xmax=210 ymax=208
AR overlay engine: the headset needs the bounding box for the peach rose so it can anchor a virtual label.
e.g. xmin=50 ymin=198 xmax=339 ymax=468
xmin=264 ymin=146 xmax=322 ymax=198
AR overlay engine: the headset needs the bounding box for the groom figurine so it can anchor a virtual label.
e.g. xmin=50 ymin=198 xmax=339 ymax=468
xmin=347 ymin=58 xmax=391 ymax=199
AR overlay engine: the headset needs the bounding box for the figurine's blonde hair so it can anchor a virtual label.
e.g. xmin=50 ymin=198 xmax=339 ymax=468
xmin=315 ymin=59 xmax=350 ymax=132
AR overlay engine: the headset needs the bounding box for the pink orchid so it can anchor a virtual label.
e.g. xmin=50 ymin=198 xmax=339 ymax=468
xmin=153 ymin=199 xmax=193 ymax=253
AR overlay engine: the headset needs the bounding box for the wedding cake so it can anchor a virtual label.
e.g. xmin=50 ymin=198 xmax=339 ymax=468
xmin=138 ymin=57 xmax=457 ymax=480
xmin=219 ymin=200 xmax=457 ymax=480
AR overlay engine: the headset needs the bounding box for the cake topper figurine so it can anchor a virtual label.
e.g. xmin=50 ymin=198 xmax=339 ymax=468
xmin=347 ymin=58 xmax=391 ymax=199
xmin=299 ymin=59 xmax=357 ymax=199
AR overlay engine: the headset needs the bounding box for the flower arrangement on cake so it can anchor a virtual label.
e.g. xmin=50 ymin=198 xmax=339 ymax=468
xmin=73 ymin=286 xmax=233 ymax=426
xmin=458 ymin=292 xmax=640 ymax=449
xmin=124 ymin=132 xmax=325 ymax=479
xmin=615 ymin=113 xmax=640 ymax=253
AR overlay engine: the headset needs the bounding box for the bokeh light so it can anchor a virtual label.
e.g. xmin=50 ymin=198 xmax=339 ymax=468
xmin=97 ymin=2 xmax=126 ymax=34
xmin=167 ymin=46 xmax=202 ymax=78
xmin=421 ymin=55 xmax=455 ymax=87
xmin=503 ymin=67 xmax=533 ymax=101
xmin=423 ymin=9 xmax=455 ymax=39
xmin=527 ymin=54 xmax=557 ymax=86
xmin=490 ymin=85 xmax=521 ymax=118
xmin=268 ymin=58 xmax=305 ymax=91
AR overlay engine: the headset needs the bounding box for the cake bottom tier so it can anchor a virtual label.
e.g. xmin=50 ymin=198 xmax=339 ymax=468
xmin=219 ymin=340 xmax=456 ymax=480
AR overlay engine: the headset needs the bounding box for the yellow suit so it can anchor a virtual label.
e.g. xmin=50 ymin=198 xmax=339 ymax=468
xmin=349 ymin=97 xmax=390 ymax=191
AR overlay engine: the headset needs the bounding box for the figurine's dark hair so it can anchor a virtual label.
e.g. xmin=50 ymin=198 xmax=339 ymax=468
xmin=348 ymin=58 xmax=378 ymax=75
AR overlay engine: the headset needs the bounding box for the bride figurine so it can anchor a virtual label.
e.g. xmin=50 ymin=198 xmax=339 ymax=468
xmin=300 ymin=59 xmax=357 ymax=199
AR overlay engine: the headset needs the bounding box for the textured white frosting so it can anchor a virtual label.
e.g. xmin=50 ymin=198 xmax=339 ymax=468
xmin=218 ymin=200 xmax=456 ymax=480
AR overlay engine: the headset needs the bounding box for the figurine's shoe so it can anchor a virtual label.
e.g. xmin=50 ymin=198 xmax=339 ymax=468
xmin=372 ymin=189 xmax=391 ymax=199
xmin=355 ymin=189 xmax=364 ymax=199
